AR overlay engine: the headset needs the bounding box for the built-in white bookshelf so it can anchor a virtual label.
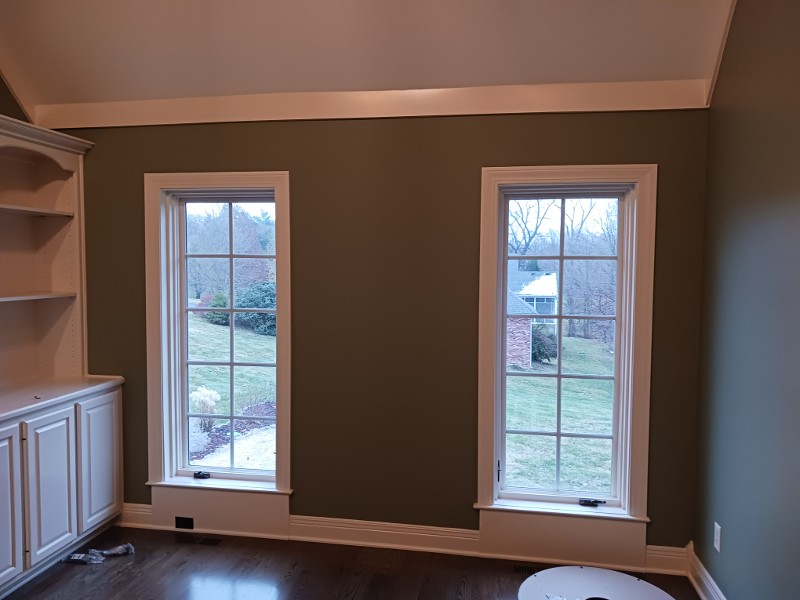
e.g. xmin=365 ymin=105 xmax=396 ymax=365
xmin=0 ymin=114 xmax=94 ymax=399
xmin=0 ymin=115 xmax=124 ymax=595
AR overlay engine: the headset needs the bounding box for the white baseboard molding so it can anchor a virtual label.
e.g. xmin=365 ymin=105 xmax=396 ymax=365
xmin=119 ymin=502 xmax=153 ymax=528
xmin=289 ymin=514 xmax=481 ymax=556
xmin=123 ymin=504 xmax=697 ymax=576
xmin=147 ymin=486 xmax=290 ymax=539
xmin=645 ymin=544 xmax=689 ymax=575
xmin=688 ymin=543 xmax=727 ymax=600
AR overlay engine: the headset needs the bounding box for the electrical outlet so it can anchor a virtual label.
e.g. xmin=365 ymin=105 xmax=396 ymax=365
xmin=713 ymin=522 xmax=721 ymax=552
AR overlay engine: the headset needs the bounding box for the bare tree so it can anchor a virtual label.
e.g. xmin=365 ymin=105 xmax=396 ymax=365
xmin=564 ymin=199 xmax=596 ymax=239
xmin=599 ymin=204 xmax=618 ymax=255
xmin=507 ymin=199 xmax=558 ymax=255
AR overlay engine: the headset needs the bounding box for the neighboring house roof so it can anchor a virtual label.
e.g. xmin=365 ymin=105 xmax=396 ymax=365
xmin=519 ymin=272 xmax=558 ymax=297
xmin=506 ymin=269 xmax=558 ymax=315
xmin=508 ymin=293 xmax=536 ymax=315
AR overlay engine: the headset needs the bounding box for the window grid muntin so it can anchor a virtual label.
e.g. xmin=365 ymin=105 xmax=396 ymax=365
xmin=501 ymin=194 xmax=620 ymax=499
xmin=180 ymin=199 xmax=277 ymax=476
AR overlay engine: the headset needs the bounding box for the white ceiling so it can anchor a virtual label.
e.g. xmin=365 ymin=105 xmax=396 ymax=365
xmin=0 ymin=0 xmax=736 ymax=128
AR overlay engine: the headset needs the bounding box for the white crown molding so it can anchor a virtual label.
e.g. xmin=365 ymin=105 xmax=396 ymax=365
xmin=33 ymin=79 xmax=710 ymax=130
xmin=0 ymin=113 xmax=92 ymax=153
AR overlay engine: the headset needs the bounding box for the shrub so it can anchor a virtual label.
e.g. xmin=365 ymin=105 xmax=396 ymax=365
xmin=236 ymin=281 xmax=277 ymax=336
xmin=531 ymin=325 xmax=558 ymax=363
xmin=189 ymin=385 xmax=219 ymax=432
xmin=204 ymin=292 xmax=230 ymax=326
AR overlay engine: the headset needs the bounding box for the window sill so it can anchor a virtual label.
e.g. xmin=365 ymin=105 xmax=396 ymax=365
xmin=148 ymin=476 xmax=292 ymax=495
xmin=474 ymin=499 xmax=649 ymax=523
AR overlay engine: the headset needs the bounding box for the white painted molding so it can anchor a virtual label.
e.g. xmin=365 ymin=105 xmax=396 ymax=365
xmin=0 ymin=114 xmax=92 ymax=153
xmin=120 ymin=507 xmax=696 ymax=580
xmin=124 ymin=486 xmax=291 ymax=539
xmin=478 ymin=508 xmax=647 ymax=571
xmin=477 ymin=165 xmax=657 ymax=522
xmin=290 ymin=515 xmax=480 ymax=557
xmin=688 ymin=544 xmax=727 ymax=600
xmin=119 ymin=503 xmax=153 ymax=529
xmin=120 ymin=506 xmax=728 ymax=600
xmin=143 ymin=171 xmax=291 ymax=494
xmin=706 ymin=0 xmax=738 ymax=106
xmin=34 ymin=79 xmax=709 ymax=130
xmin=645 ymin=544 xmax=688 ymax=575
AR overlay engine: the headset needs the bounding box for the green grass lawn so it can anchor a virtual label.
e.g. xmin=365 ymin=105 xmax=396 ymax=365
xmin=505 ymin=335 xmax=615 ymax=493
xmin=186 ymin=312 xmax=276 ymax=416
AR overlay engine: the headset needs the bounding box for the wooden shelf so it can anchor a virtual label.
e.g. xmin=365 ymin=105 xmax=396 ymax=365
xmin=0 ymin=292 xmax=76 ymax=303
xmin=0 ymin=203 xmax=73 ymax=218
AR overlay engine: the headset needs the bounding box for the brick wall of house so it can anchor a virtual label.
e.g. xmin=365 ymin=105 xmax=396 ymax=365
xmin=506 ymin=317 xmax=531 ymax=369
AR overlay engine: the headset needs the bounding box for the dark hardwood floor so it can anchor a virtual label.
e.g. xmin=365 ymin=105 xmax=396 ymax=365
xmin=5 ymin=527 xmax=701 ymax=599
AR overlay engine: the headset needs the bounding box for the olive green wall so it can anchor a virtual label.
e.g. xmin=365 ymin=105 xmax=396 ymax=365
xmin=72 ymin=109 xmax=706 ymax=545
xmin=698 ymin=1 xmax=800 ymax=596
xmin=0 ymin=75 xmax=28 ymax=122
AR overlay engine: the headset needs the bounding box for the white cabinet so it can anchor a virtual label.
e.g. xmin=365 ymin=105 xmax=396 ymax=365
xmin=22 ymin=405 xmax=77 ymax=568
xmin=77 ymin=390 xmax=122 ymax=533
xmin=0 ymin=422 xmax=23 ymax=587
xmin=0 ymin=382 xmax=122 ymax=594
xmin=0 ymin=115 xmax=124 ymax=595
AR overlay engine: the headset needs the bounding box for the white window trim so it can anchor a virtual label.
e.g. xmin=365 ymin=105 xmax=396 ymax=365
xmin=476 ymin=165 xmax=656 ymax=521
xmin=144 ymin=171 xmax=291 ymax=494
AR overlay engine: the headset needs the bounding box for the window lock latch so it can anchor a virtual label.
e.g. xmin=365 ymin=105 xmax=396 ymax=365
xmin=578 ymin=498 xmax=606 ymax=507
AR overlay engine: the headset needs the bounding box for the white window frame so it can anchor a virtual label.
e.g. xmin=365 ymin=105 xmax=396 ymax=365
xmin=144 ymin=172 xmax=291 ymax=493
xmin=477 ymin=165 xmax=656 ymax=520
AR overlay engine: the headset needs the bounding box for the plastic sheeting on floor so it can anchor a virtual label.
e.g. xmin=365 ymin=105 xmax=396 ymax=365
xmin=518 ymin=565 xmax=676 ymax=600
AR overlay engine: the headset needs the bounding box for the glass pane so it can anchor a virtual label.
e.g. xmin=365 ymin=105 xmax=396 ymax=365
xmin=187 ymin=311 xmax=230 ymax=362
xmin=560 ymin=320 xmax=615 ymax=376
xmin=232 ymin=420 xmax=276 ymax=471
xmin=233 ymin=258 xmax=276 ymax=308
xmin=233 ymin=313 xmax=276 ymax=363
xmin=561 ymin=379 xmax=614 ymax=435
xmin=560 ymin=437 xmax=612 ymax=493
xmin=233 ymin=366 xmax=277 ymax=417
xmin=188 ymin=365 xmax=230 ymax=415
xmin=506 ymin=376 xmax=557 ymax=432
xmin=185 ymin=202 xmax=229 ymax=254
xmin=232 ymin=202 xmax=276 ymax=255
xmin=506 ymin=259 xmax=559 ymax=315
xmin=563 ymin=198 xmax=618 ymax=256
xmin=506 ymin=316 xmax=558 ymax=375
xmin=506 ymin=198 xmax=561 ymax=256
xmin=562 ymin=259 xmax=616 ymax=316
xmin=186 ymin=257 xmax=230 ymax=308
xmin=505 ymin=434 xmax=557 ymax=490
xmin=189 ymin=418 xmax=231 ymax=468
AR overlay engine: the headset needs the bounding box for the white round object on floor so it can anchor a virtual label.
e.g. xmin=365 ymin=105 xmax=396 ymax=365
xmin=518 ymin=565 xmax=676 ymax=600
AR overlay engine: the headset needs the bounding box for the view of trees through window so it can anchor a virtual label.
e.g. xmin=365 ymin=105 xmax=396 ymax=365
xmin=183 ymin=201 xmax=278 ymax=473
xmin=504 ymin=195 xmax=619 ymax=495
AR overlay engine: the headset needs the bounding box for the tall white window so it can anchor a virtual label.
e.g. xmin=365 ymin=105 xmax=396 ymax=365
xmin=478 ymin=165 xmax=656 ymax=518
xmin=145 ymin=172 xmax=290 ymax=491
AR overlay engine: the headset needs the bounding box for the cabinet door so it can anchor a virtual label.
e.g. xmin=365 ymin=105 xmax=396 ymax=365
xmin=0 ymin=422 xmax=23 ymax=586
xmin=22 ymin=406 xmax=77 ymax=568
xmin=77 ymin=390 xmax=122 ymax=532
